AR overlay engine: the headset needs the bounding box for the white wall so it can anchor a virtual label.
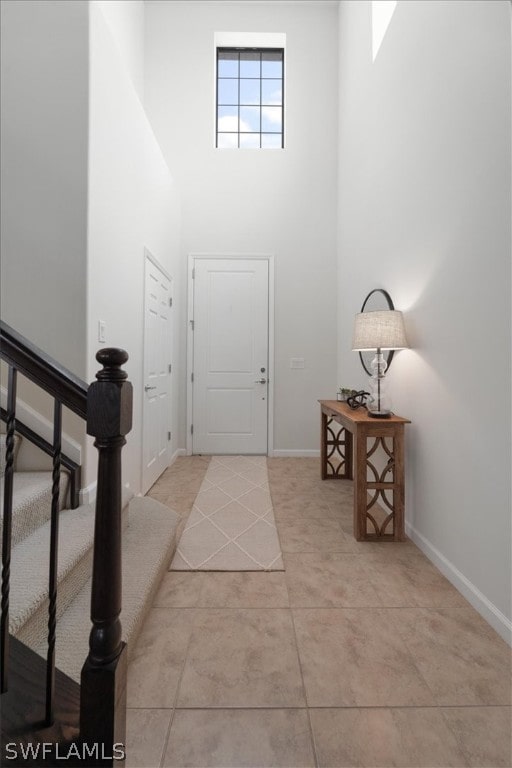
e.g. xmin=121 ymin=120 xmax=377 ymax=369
xmin=338 ymin=0 xmax=511 ymax=639
xmin=95 ymin=0 xmax=145 ymax=101
xmin=1 ymin=0 xmax=183 ymax=495
xmin=144 ymin=0 xmax=339 ymax=454
xmin=87 ymin=2 xmax=183 ymax=494
xmin=0 ymin=0 xmax=89 ymax=377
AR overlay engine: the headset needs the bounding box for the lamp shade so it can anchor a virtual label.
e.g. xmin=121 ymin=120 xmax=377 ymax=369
xmin=352 ymin=310 xmax=408 ymax=351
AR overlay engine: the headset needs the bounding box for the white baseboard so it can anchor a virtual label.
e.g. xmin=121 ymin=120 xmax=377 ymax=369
xmin=169 ymin=448 xmax=187 ymax=465
xmin=79 ymin=481 xmax=97 ymax=506
xmin=79 ymin=481 xmax=133 ymax=508
xmin=271 ymin=449 xmax=320 ymax=458
xmin=0 ymin=385 xmax=82 ymax=464
xmin=182 ymin=449 xmax=319 ymax=458
xmin=406 ymin=521 xmax=512 ymax=646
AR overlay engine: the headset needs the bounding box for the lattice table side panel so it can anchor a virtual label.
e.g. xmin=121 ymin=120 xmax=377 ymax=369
xmin=325 ymin=418 xmax=350 ymax=477
xmin=365 ymin=435 xmax=396 ymax=537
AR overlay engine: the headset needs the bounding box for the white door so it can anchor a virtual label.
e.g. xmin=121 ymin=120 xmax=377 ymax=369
xmin=192 ymin=258 xmax=269 ymax=454
xmin=142 ymin=256 xmax=172 ymax=492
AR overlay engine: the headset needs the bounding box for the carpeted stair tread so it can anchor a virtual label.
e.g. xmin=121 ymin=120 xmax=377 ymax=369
xmin=9 ymin=487 xmax=133 ymax=647
xmin=1 ymin=471 xmax=70 ymax=547
xmin=32 ymin=496 xmax=180 ymax=683
xmin=9 ymin=501 xmax=96 ymax=637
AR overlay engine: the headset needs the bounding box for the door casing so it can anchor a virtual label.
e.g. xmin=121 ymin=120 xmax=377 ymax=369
xmin=186 ymin=253 xmax=274 ymax=456
xmin=142 ymin=248 xmax=173 ymax=492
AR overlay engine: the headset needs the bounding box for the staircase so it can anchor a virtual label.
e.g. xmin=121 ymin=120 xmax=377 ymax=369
xmin=6 ymin=465 xmax=179 ymax=684
xmin=1 ymin=322 xmax=181 ymax=765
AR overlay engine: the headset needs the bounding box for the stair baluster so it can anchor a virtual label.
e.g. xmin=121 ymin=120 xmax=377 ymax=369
xmin=80 ymin=348 xmax=132 ymax=766
xmin=45 ymin=398 xmax=62 ymax=726
xmin=1 ymin=366 xmax=17 ymax=693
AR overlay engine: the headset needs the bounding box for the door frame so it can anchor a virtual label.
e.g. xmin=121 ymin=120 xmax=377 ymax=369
xmin=141 ymin=247 xmax=173 ymax=493
xmin=186 ymin=253 xmax=275 ymax=456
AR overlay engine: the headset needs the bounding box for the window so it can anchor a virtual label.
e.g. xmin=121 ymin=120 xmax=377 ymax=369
xmin=216 ymin=48 xmax=284 ymax=149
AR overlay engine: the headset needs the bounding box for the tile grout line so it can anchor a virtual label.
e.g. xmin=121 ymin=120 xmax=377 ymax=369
xmin=157 ymin=606 xmax=202 ymax=768
xmin=288 ymin=605 xmax=320 ymax=768
xmin=128 ymin=703 xmax=512 ymax=712
xmin=274 ymin=482 xmax=321 ymax=768
xmin=141 ymin=459 xmax=214 ymax=768
xmin=266 ymin=459 xmax=289 ymax=575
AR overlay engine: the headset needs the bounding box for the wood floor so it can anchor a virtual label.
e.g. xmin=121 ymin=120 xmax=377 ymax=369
xmin=1 ymin=636 xmax=80 ymax=766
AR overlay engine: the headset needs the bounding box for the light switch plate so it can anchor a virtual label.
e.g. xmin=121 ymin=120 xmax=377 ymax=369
xmin=290 ymin=357 xmax=305 ymax=369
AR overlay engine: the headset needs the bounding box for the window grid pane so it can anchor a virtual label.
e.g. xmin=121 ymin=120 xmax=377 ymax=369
xmin=216 ymin=47 xmax=284 ymax=149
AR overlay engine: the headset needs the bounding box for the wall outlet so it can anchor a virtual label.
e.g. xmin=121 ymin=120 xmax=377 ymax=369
xmin=98 ymin=320 xmax=106 ymax=343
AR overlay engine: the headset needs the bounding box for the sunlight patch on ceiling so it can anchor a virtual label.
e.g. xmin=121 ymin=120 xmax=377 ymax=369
xmin=372 ymin=0 xmax=398 ymax=62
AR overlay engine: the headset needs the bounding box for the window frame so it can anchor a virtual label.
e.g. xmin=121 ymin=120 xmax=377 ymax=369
xmin=215 ymin=46 xmax=285 ymax=150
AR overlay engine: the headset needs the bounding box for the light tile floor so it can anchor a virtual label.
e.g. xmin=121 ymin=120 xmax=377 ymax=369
xmin=126 ymin=457 xmax=511 ymax=768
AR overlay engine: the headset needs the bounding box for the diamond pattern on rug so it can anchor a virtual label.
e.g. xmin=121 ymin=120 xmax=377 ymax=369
xmin=171 ymin=456 xmax=284 ymax=571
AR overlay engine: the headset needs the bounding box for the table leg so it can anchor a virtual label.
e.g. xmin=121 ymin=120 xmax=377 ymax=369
xmin=320 ymin=411 xmax=353 ymax=480
xmin=320 ymin=411 xmax=328 ymax=479
xmin=393 ymin=426 xmax=406 ymax=541
xmin=354 ymin=426 xmax=406 ymax=541
xmin=353 ymin=428 xmax=368 ymax=540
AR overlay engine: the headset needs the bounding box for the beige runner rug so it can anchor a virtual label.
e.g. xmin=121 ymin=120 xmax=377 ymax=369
xmin=171 ymin=456 xmax=284 ymax=571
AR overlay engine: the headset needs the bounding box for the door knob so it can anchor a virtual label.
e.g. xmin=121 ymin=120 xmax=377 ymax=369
xmin=254 ymin=378 xmax=267 ymax=384
xmin=144 ymin=385 xmax=156 ymax=392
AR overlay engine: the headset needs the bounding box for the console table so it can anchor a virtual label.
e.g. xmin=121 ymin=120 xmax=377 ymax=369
xmin=319 ymin=400 xmax=411 ymax=541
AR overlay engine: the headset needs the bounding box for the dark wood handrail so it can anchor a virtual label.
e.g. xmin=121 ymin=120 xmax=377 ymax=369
xmin=1 ymin=323 xmax=132 ymax=764
xmin=0 ymin=409 xmax=82 ymax=509
xmin=0 ymin=321 xmax=88 ymax=419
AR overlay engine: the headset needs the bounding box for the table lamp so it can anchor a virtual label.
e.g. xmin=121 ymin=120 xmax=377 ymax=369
xmin=352 ymin=309 xmax=408 ymax=417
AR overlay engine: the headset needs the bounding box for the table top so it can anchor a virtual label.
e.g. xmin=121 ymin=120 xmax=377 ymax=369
xmin=319 ymin=400 xmax=411 ymax=425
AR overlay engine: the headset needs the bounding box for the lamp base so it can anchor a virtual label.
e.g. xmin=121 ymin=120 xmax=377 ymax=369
xmin=368 ymin=409 xmax=391 ymax=418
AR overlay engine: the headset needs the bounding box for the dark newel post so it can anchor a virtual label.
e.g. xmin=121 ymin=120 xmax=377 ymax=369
xmin=80 ymin=349 xmax=132 ymax=766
